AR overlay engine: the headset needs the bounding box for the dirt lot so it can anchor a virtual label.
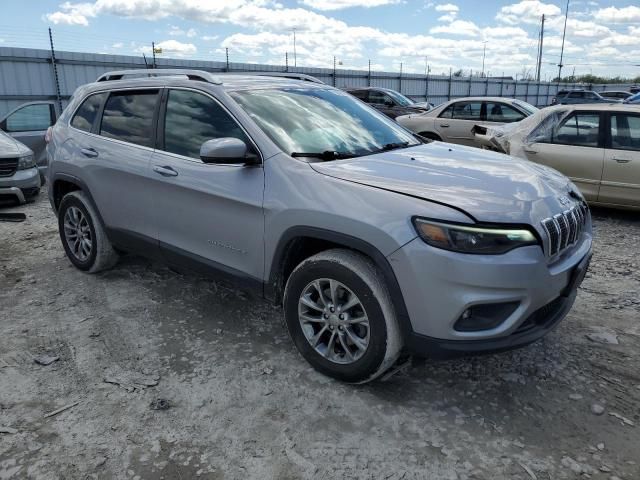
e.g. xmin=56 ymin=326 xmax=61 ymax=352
xmin=1 ymin=193 xmax=639 ymax=480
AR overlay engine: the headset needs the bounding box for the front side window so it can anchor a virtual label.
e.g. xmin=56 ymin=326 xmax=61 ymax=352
xmin=99 ymin=90 xmax=159 ymax=147
xmin=229 ymin=87 xmax=419 ymax=158
xmin=554 ymin=113 xmax=600 ymax=147
xmin=568 ymin=92 xmax=584 ymax=99
xmin=485 ymin=102 xmax=526 ymax=123
xmin=5 ymin=103 xmax=53 ymax=132
xmin=71 ymin=93 xmax=107 ymax=132
xmin=163 ymin=89 xmax=251 ymax=160
xmin=368 ymin=91 xmax=392 ymax=105
xmin=386 ymin=90 xmax=414 ymax=107
xmin=611 ymin=114 xmax=640 ymax=151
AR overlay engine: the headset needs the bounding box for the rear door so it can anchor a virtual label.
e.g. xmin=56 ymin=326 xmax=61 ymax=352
xmin=149 ymin=88 xmax=265 ymax=281
xmin=599 ymin=112 xmax=640 ymax=207
xmin=436 ymin=101 xmax=482 ymax=146
xmin=0 ymin=101 xmax=57 ymax=176
xmin=524 ymin=111 xmax=604 ymax=201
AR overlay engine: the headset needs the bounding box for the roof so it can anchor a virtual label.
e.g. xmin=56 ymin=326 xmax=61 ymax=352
xmin=443 ymin=96 xmax=529 ymax=103
xmin=546 ymin=103 xmax=640 ymax=112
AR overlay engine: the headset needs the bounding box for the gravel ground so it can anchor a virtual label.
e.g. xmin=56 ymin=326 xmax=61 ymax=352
xmin=1 ymin=193 xmax=639 ymax=480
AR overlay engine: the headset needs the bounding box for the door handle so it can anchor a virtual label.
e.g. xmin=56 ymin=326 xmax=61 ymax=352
xmin=153 ymin=165 xmax=179 ymax=177
xmin=439 ymin=124 xmax=450 ymax=128
xmin=524 ymin=149 xmax=538 ymax=154
xmin=80 ymin=147 xmax=98 ymax=158
xmin=613 ymin=158 xmax=631 ymax=164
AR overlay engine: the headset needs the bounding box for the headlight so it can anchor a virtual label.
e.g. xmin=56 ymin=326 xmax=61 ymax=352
xmin=17 ymin=154 xmax=35 ymax=170
xmin=413 ymin=218 xmax=539 ymax=254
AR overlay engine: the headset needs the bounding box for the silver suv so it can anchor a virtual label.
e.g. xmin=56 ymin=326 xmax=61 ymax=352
xmin=47 ymin=70 xmax=593 ymax=383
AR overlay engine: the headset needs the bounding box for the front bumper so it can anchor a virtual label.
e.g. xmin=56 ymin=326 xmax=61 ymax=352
xmin=388 ymin=233 xmax=592 ymax=357
xmin=0 ymin=167 xmax=41 ymax=203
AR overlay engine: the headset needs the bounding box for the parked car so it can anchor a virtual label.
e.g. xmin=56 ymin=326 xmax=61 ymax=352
xmin=624 ymin=92 xmax=640 ymax=104
xmin=474 ymin=104 xmax=640 ymax=209
xmin=551 ymin=89 xmax=620 ymax=106
xmin=344 ymin=87 xmax=430 ymax=119
xmin=599 ymin=91 xmax=633 ymax=101
xmin=0 ymin=129 xmax=40 ymax=204
xmin=0 ymin=101 xmax=60 ymax=184
xmin=396 ymin=97 xmax=538 ymax=146
xmin=47 ymin=69 xmax=592 ymax=383
xmin=629 ymin=85 xmax=640 ymax=94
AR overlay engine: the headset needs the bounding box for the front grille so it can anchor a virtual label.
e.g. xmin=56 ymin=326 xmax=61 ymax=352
xmin=0 ymin=158 xmax=18 ymax=177
xmin=541 ymin=203 xmax=588 ymax=258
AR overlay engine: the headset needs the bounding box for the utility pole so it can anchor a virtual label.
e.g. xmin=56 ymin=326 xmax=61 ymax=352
xmin=225 ymin=47 xmax=229 ymax=72
xmin=152 ymin=41 xmax=156 ymax=69
xmin=292 ymin=29 xmax=297 ymax=68
xmin=558 ymin=0 xmax=570 ymax=81
xmin=481 ymin=41 xmax=488 ymax=77
xmin=536 ymin=14 xmax=545 ymax=81
xmin=285 ymin=52 xmax=289 ymax=72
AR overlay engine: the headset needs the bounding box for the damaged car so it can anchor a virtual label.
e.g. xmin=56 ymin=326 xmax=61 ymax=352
xmin=474 ymin=105 xmax=640 ymax=209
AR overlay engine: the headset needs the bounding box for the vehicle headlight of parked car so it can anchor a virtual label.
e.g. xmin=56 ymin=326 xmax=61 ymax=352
xmin=413 ymin=218 xmax=538 ymax=254
xmin=18 ymin=154 xmax=35 ymax=170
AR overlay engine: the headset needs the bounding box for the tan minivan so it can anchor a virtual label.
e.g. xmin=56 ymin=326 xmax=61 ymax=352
xmin=474 ymin=104 xmax=640 ymax=209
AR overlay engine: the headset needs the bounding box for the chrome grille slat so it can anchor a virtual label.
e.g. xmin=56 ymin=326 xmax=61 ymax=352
xmin=0 ymin=158 xmax=18 ymax=177
xmin=542 ymin=203 xmax=588 ymax=259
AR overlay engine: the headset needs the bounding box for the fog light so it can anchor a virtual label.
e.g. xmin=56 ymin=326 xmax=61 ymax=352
xmin=454 ymin=302 xmax=520 ymax=332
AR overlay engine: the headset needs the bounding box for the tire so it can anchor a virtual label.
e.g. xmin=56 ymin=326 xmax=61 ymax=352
xmin=283 ymin=249 xmax=402 ymax=383
xmin=58 ymin=190 xmax=119 ymax=273
xmin=418 ymin=131 xmax=442 ymax=141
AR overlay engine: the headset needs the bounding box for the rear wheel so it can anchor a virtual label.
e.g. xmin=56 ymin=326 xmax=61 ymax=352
xmin=283 ymin=249 xmax=402 ymax=383
xmin=58 ymin=191 xmax=119 ymax=273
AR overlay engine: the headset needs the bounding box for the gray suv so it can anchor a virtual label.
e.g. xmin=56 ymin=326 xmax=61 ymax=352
xmin=47 ymin=69 xmax=593 ymax=383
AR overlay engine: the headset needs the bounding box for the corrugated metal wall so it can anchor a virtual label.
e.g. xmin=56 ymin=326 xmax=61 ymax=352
xmin=0 ymin=46 xmax=636 ymax=117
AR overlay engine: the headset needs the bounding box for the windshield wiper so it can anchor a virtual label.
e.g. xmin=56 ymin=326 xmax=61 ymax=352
xmin=290 ymin=151 xmax=357 ymax=161
xmin=363 ymin=141 xmax=414 ymax=156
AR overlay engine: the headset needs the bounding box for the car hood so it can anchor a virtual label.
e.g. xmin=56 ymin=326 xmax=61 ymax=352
xmin=0 ymin=129 xmax=31 ymax=157
xmin=310 ymin=142 xmax=580 ymax=224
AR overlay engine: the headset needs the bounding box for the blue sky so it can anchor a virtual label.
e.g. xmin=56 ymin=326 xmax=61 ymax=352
xmin=1 ymin=1 xmax=639 ymax=78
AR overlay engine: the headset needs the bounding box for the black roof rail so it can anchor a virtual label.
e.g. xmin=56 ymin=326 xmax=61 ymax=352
xmin=96 ymin=69 xmax=222 ymax=84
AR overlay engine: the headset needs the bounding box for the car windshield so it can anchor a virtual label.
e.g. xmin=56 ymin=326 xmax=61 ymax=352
xmin=230 ymin=87 xmax=420 ymax=158
xmin=385 ymin=90 xmax=414 ymax=107
xmin=513 ymin=100 xmax=539 ymax=115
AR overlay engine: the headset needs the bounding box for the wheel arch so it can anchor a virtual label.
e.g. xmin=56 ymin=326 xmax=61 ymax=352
xmin=267 ymin=226 xmax=413 ymax=341
xmin=52 ymin=173 xmax=105 ymax=228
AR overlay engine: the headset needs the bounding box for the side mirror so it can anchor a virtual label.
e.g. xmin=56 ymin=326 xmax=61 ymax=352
xmin=199 ymin=138 xmax=257 ymax=165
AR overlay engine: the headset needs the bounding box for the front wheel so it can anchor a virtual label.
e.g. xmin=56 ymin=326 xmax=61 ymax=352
xmin=283 ymin=249 xmax=402 ymax=383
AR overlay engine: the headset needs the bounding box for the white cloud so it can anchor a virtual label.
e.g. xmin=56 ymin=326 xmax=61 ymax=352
xmin=111 ymin=42 xmax=123 ymax=48
xmin=496 ymin=1 xmax=561 ymax=25
xmin=430 ymin=19 xmax=480 ymax=36
xmin=437 ymin=13 xmax=456 ymax=22
xmin=45 ymin=11 xmax=89 ymax=26
xmin=202 ymin=35 xmax=219 ymax=41
xmin=169 ymin=25 xmax=197 ymax=38
xmin=434 ymin=3 xmax=459 ymax=13
xmin=592 ymin=5 xmax=640 ymax=23
xmin=138 ymin=39 xmax=197 ymax=57
xmin=299 ymin=0 xmax=401 ymax=10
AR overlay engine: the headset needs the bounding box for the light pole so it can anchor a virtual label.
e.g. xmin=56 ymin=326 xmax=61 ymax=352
xmin=558 ymin=0 xmax=570 ymax=81
xmin=292 ymin=28 xmax=297 ymax=68
xmin=481 ymin=41 xmax=488 ymax=77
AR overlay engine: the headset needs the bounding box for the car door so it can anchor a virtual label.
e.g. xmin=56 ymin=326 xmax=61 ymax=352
xmin=523 ymin=111 xmax=604 ymax=201
xmin=436 ymin=101 xmax=482 ymax=146
xmin=0 ymin=101 xmax=57 ymax=179
xmin=368 ymin=90 xmax=396 ymax=119
xmin=149 ymin=88 xmax=265 ymax=281
xmin=72 ymin=89 xmax=161 ymax=252
xmin=599 ymin=112 xmax=640 ymax=207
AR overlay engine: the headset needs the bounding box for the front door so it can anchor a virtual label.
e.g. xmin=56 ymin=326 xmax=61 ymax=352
xmin=149 ymin=88 xmax=265 ymax=282
xmin=599 ymin=112 xmax=640 ymax=207
xmin=524 ymin=111 xmax=604 ymax=201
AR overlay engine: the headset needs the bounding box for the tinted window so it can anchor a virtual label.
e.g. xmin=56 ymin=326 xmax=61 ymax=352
xmin=5 ymin=104 xmax=53 ymax=132
xmin=71 ymin=93 xmax=107 ymax=132
xmin=348 ymin=90 xmax=368 ymax=101
xmin=441 ymin=101 xmax=481 ymax=121
xmin=485 ymin=102 xmax=526 ymax=123
xmin=554 ymin=113 xmax=600 ymax=147
xmin=163 ymin=89 xmax=250 ymax=160
xmin=100 ymin=90 xmax=158 ymax=147
xmin=369 ymin=91 xmax=392 ymax=105
xmin=568 ymin=92 xmax=584 ymax=99
xmin=611 ymin=114 xmax=640 ymax=151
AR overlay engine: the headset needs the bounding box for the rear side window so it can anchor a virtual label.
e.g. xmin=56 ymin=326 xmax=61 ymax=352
xmin=163 ymin=89 xmax=251 ymax=160
xmin=554 ymin=113 xmax=600 ymax=147
xmin=71 ymin=93 xmax=107 ymax=132
xmin=5 ymin=103 xmax=54 ymax=132
xmin=611 ymin=114 xmax=640 ymax=151
xmin=99 ymin=90 xmax=159 ymax=147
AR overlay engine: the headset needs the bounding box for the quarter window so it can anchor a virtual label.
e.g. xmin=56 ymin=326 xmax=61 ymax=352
xmin=163 ymin=89 xmax=251 ymax=160
xmin=71 ymin=93 xmax=107 ymax=132
xmin=611 ymin=114 xmax=640 ymax=151
xmin=99 ymin=90 xmax=159 ymax=148
xmin=554 ymin=113 xmax=600 ymax=147
xmin=5 ymin=103 xmax=54 ymax=132
xmin=485 ymin=102 xmax=525 ymax=123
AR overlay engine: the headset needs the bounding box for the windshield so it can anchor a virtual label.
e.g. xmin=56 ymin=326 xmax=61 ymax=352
xmin=386 ymin=90 xmax=414 ymax=107
xmin=513 ymin=100 xmax=539 ymax=115
xmin=230 ymin=87 xmax=419 ymax=158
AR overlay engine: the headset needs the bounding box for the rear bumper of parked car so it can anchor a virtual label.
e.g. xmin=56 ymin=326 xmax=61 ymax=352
xmin=0 ymin=166 xmax=41 ymax=203
xmin=388 ymin=234 xmax=592 ymax=358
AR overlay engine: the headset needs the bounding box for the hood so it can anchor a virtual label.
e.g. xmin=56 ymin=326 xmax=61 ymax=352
xmin=310 ymin=142 xmax=579 ymax=224
xmin=0 ymin=130 xmax=31 ymax=157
